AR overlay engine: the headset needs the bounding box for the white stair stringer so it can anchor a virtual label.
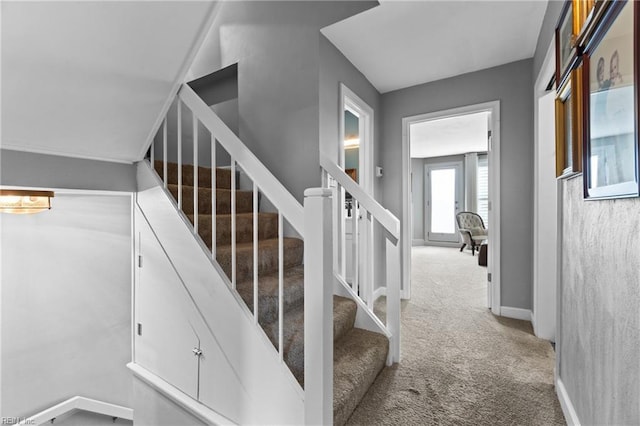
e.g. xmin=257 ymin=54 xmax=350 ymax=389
xmin=133 ymin=161 xmax=304 ymax=425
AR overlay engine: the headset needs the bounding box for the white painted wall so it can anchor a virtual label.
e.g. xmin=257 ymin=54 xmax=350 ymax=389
xmin=0 ymin=194 xmax=133 ymax=418
xmin=533 ymin=91 xmax=557 ymax=341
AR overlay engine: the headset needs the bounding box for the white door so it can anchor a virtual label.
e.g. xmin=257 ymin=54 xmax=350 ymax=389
xmin=425 ymin=162 xmax=463 ymax=243
xmin=339 ymin=85 xmax=374 ymax=303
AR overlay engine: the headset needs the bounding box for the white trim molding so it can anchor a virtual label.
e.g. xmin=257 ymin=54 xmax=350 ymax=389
xmin=20 ymin=396 xmax=133 ymax=425
xmin=128 ymin=362 xmax=235 ymax=426
xmin=556 ymin=378 xmax=581 ymax=426
xmin=499 ymin=306 xmax=532 ymax=322
xmin=373 ymin=285 xmax=387 ymax=302
xmin=402 ymin=100 xmax=500 ymax=309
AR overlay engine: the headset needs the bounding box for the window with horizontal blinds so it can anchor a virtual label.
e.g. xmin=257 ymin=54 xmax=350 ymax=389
xmin=477 ymin=154 xmax=489 ymax=226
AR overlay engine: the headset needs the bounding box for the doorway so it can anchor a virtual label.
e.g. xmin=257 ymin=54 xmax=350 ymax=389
xmin=338 ymin=84 xmax=374 ymax=302
xmin=425 ymin=161 xmax=463 ymax=243
xmin=402 ymin=101 xmax=501 ymax=311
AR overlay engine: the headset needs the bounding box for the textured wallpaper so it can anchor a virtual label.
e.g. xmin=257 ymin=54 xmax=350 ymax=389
xmin=560 ymin=175 xmax=640 ymax=425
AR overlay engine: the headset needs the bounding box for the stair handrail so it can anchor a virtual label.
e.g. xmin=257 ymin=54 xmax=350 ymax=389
xmin=177 ymin=84 xmax=304 ymax=235
xmin=320 ymin=153 xmax=399 ymax=242
xmin=19 ymin=396 xmax=133 ymax=425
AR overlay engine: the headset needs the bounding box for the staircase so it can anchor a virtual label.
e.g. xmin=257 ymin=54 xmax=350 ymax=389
xmin=155 ymin=160 xmax=389 ymax=425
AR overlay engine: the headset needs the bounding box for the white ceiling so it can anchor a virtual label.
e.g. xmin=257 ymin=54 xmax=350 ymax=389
xmin=410 ymin=111 xmax=489 ymax=158
xmin=322 ymin=0 xmax=548 ymax=93
xmin=1 ymin=1 xmax=216 ymax=164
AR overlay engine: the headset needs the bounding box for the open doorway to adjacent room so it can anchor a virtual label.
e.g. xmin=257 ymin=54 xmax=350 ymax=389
xmin=402 ymin=101 xmax=501 ymax=312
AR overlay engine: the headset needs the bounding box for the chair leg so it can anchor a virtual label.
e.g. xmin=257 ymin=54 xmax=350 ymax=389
xmin=460 ymin=243 xmax=466 ymax=252
xmin=471 ymin=244 xmax=475 ymax=256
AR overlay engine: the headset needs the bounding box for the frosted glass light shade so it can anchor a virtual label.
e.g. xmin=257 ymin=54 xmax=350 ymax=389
xmin=0 ymin=190 xmax=54 ymax=214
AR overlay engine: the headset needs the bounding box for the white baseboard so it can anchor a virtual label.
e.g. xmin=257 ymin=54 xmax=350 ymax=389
xmin=412 ymin=239 xmax=425 ymax=246
xmin=500 ymin=306 xmax=532 ymax=321
xmin=556 ymin=378 xmax=581 ymax=426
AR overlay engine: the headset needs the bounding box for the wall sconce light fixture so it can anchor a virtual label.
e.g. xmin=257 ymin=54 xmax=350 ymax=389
xmin=0 ymin=190 xmax=54 ymax=214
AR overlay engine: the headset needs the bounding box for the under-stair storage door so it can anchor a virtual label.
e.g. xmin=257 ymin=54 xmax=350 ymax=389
xmin=135 ymin=207 xmax=199 ymax=400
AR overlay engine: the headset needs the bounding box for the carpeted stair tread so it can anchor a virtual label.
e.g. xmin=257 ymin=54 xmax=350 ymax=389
xmin=334 ymin=328 xmax=389 ymax=426
xmin=216 ymin=238 xmax=304 ymax=283
xmin=236 ymin=265 xmax=305 ymax=326
xmin=168 ymin=184 xmax=253 ymax=215
xmin=261 ymin=295 xmax=360 ymax=386
xmin=187 ymin=212 xmax=279 ymax=246
xmin=155 ymin=160 xmax=231 ymax=189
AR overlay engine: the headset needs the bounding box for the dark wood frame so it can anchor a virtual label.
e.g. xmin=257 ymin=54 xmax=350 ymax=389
xmin=581 ymin=0 xmax=639 ymax=199
xmin=555 ymin=64 xmax=584 ymax=177
xmin=556 ymin=1 xmax=580 ymax=88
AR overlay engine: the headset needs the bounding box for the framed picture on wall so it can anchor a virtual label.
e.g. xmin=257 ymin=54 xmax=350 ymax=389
xmin=582 ymin=0 xmax=639 ymax=199
xmin=556 ymin=0 xmax=578 ymax=87
xmin=555 ymin=65 xmax=584 ymax=177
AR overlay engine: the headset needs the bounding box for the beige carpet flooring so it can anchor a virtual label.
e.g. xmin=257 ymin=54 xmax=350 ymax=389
xmin=346 ymin=246 xmax=566 ymax=425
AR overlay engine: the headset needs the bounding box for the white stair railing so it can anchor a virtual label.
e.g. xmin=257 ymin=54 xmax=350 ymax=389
xmin=19 ymin=396 xmax=133 ymax=426
xmin=147 ymin=83 xmax=400 ymax=424
xmin=320 ymin=153 xmax=402 ymax=364
xmin=149 ymin=83 xmax=333 ymax=424
xmin=151 ymin=84 xmax=304 ymax=337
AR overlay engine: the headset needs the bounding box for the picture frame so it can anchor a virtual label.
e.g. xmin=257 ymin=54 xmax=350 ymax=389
xmin=581 ymin=0 xmax=639 ymax=199
xmin=556 ymin=1 xmax=579 ymax=88
xmin=574 ymin=0 xmax=597 ymax=42
xmin=555 ymin=64 xmax=584 ymax=177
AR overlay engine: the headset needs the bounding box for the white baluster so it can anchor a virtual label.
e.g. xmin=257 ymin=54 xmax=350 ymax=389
xmin=163 ymin=117 xmax=168 ymax=188
xmin=352 ymin=201 xmax=359 ymax=295
xmin=278 ymin=212 xmax=284 ymax=360
xmin=177 ymin=99 xmax=182 ymax=210
xmin=231 ymin=160 xmax=236 ymax=289
xmin=253 ymin=182 xmax=259 ymax=323
xmin=193 ymin=115 xmax=199 ymax=235
xmin=211 ymin=135 xmax=216 ymax=259
xmin=150 ymin=134 xmax=155 ymax=166
xmin=303 ymin=188 xmax=333 ymax=425
xmin=366 ymin=211 xmax=374 ymax=309
xmin=385 ymin=237 xmax=401 ymax=365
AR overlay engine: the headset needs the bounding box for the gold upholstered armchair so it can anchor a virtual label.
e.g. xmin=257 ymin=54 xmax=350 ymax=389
xmin=455 ymin=211 xmax=488 ymax=255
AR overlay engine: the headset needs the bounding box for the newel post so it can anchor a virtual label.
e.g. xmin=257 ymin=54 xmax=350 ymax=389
xmin=304 ymin=188 xmax=333 ymax=425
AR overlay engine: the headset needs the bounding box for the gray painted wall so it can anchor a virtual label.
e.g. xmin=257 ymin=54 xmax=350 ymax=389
xmin=0 ymin=194 xmax=133 ymax=418
xmin=186 ymin=1 xmax=377 ymax=203
xmin=0 ymin=149 xmax=136 ymax=192
xmin=411 ymin=158 xmax=425 ymax=242
xmin=560 ymin=176 xmax=640 ymax=425
xmin=318 ymin=33 xmax=387 ymax=286
xmin=533 ymin=0 xmax=564 ymax=79
xmin=381 ymin=59 xmax=534 ymax=309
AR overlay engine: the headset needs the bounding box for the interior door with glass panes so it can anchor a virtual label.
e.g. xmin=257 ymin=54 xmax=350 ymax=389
xmin=425 ymin=161 xmax=463 ymax=243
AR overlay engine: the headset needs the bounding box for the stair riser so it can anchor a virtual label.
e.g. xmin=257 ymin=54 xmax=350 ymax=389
xmin=155 ymin=161 xmax=231 ymax=189
xmin=261 ymin=296 xmax=358 ymax=387
xmin=168 ymin=185 xmax=253 ymax=215
xmin=217 ymin=239 xmax=304 ymax=283
xmin=188 ymin=214 xmax=279 ymax=246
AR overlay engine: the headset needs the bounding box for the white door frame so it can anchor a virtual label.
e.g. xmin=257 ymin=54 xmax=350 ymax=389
xmin=424 ymin=161 xmax=464 ymax=243
xmin=533 ymin=37 xmax=558 ymax=341
xmin=339 ymin=84 xmax=374 ymax=194
xmin=338 ymin=83 xmax=374 ymax=301
xmin=402 ymin=101 xmax=501 ymax=312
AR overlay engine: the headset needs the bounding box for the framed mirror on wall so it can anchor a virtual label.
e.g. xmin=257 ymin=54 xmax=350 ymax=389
xmin=581 ymin=0 xmax=638 ymax=199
